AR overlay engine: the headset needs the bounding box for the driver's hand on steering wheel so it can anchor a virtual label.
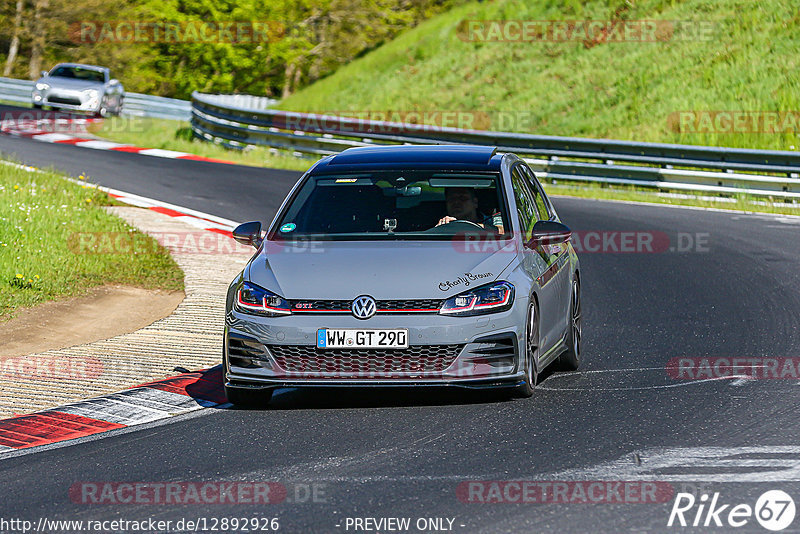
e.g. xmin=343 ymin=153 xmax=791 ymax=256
xmin=436 ymin=216 xmax=457 ymax=227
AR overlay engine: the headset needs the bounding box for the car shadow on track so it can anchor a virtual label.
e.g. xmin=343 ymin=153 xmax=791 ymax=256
xmin=261 ymin=387 xmax=511 ymax=410
xmin=231 ymin=367 xmax=561 ymax=411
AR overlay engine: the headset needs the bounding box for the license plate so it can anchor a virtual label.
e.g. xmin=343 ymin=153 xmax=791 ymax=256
xmin=317 ymin=329 xmax=408 ymax=349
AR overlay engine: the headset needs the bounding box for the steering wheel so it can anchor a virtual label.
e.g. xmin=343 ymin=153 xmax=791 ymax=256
xmin=442 ymin=219 xmax=483 ymax=229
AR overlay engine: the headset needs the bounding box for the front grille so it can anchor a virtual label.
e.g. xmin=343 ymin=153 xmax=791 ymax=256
xmin=377 ymin=299 xmax=441 ymax=311
xmin=290 ymin=299 xmax=442 ymax=313
xmin=47 ymin=95 xmax=81 ymax=105
xmin=292 ymin=300 xmax=349 ymax=311
xmin=268 ymin=344 xmax=464 ymax=376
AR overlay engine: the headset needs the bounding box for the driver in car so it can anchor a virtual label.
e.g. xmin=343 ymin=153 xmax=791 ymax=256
xmin=436 ymin=187 xmax=504 ymax=234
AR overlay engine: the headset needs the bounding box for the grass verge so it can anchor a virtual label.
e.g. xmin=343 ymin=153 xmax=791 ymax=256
xmin=0 ymin=161 xmax=184 ymax=320
xmin=0 ymin=99 xmax=30 ymax=108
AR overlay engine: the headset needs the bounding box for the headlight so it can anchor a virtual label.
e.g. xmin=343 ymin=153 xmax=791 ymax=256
xmin=35 ymin=82 xmax=49 ymax=91
xmin=439 ymin=281 xmax=514 ymax=316
xmin=234 ymin=281 xmax=291 ymax=317
xmin=82 ymin=89 xmax=100 ymax=104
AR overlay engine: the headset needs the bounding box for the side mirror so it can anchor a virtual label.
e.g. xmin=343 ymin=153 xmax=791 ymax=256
xmin=526 ymin=220 xmax=572 ymax=248
xmin=232 ymin=221 xmax=263 ymax=248
xmin=40 ymin=71 xmax=48 ymax=77
xmin=109 ymin=79 xmax=119 ymax=85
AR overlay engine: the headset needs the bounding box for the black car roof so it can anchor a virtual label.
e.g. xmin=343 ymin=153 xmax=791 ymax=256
xmin=310 ymin=145 xmax=504 ymax=173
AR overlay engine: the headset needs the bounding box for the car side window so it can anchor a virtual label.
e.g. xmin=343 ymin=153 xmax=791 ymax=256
xmin=511 ymin=165 xmax=537 ymax=236
xmin=521 ymin=165 xmax=551 ymax=220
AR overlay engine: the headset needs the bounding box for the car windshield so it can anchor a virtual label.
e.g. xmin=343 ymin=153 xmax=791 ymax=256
xmin=49 ymin=66 xmax=105 ymax=83
xmin=273 ymin=171 xmax=511 ymax=241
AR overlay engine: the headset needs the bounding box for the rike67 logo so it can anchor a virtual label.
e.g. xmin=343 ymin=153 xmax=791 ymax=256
xmin=668 ymin=490 xmax=795 ymax=531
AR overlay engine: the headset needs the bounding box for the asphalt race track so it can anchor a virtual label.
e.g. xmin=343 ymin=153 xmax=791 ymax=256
xmin=2 ymin=127 xmax=800 ymax=532
xmin=0 ymin=104 xmax=296 ymax=223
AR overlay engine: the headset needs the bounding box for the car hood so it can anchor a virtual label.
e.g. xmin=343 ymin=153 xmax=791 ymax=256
xmin=41 ymin=77 xmax=104 ymax=91
xmin=246 ymin=240 xmax=518 ymax=300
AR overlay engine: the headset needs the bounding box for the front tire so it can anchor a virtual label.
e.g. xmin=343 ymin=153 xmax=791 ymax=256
xmin=558 ymin=278 xmax=581 ymax=371
xmin=515 ymin=300 xmax=540 ymax=398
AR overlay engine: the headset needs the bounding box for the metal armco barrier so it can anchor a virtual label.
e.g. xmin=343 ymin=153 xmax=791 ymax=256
xmin=0 ymin=76 xmax=191 ymax=121
xmin=191 ymin=91 xmax=800 ymax=199
xmin=122 ymin=93 xmax=191 ymax=121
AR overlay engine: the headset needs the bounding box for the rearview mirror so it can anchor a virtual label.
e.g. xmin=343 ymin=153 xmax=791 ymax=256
xmin=40 ymin=71 xmax=48 ymax=78
xmin=396 ymin=186 xmax=421 ymax=197
xmin=109 ymin=79 xmax=119 ymax=85
xmin=526 ymin=220 xmax=572 ymax=248
xmin=232 ymin=221 xmax=263 ymax=248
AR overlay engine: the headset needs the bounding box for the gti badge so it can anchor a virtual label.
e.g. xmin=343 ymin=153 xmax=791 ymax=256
xmin=351 ymin=295 xmax=377 ymax=319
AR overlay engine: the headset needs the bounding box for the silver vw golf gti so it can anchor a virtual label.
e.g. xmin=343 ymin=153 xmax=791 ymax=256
xmin=224 ymin=145 xmax=581 ymax=405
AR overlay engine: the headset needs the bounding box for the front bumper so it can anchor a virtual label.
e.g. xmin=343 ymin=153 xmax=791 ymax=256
xmin=224 ymin=307 xmax=527 ymax=389
xmin=225 ymin=375 xmax=526 ymax=391
xmin=32 ymin=89 xmax=101 ymax=113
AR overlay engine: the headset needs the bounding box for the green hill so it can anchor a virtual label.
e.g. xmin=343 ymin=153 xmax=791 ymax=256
xmin=279 ymin=0 xmax=800 ymax=151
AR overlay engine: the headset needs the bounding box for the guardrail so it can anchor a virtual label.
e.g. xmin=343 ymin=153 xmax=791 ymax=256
xmin=0 ymin=76 xmax=191 ymax=121
xmin=121 ymin=93 xmax=191 ymax=121
xmin=191 ymin=91 xmax=800 ymax=199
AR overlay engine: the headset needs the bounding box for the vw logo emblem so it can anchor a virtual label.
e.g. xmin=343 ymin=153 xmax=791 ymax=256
xmin=351 ymin=295 xmax=376 ymax=319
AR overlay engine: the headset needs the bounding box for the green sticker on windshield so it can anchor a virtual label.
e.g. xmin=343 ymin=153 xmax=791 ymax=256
xmin=280 ymin=223 xmax=296 ymax=233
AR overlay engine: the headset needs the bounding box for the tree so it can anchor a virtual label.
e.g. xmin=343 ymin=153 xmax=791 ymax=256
xmin=3 ymin=0 xmax=25 ymax=77
xmin=2 ymin=0 xmax=463 ymax=96
xmin=28 ymin=0 xmax=48 ymax=79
